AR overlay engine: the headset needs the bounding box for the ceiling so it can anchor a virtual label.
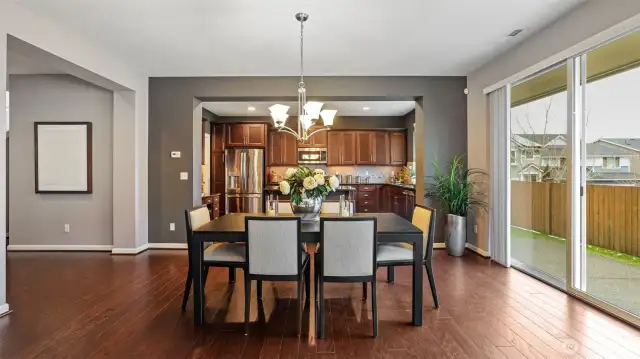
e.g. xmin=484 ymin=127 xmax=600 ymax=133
xmin=13 ymin=0 xmax=585 ymax=77
xmin=202 ymin=101 xmax=415 ymax=117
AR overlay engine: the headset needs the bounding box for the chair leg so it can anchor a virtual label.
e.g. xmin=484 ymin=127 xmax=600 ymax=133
xmin=362 ymin=282 xmax=367 ymax=301
xmin=244 ymin=270 xmax=251 ymax=335
xmin=387 ymin=266 xmax=395 ymax=283
xmin=318 ymin=274 xmax=325 ymax=339
xmin=425 ymin=263 xmax=439 ymax=308
xmin=257 ymin=280 xmax=263 ymax=300
xmin=181 ymin=269 xmax=192 ymax=311
xmin=203 ymin=267 xmax=209 ymax=286
xmin=372 ymin=280 xmax=378 ymax=338
xmin=304 ymin=266 xmax=310 ymax=303
xmin=297 ymin=275 xmax=303 ymax=337
xmin=229 ymin=268 xmax=236 ymax=283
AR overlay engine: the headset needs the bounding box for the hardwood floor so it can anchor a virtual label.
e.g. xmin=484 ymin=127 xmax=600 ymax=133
xmin=3 ymin=249 xmax=640 ymax=359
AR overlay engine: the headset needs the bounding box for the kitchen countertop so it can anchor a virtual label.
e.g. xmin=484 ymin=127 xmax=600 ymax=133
xmin=264 ymin=185 xmax=357 ymax=193
xmin=341 ymin=183 xmax=416 ymax=190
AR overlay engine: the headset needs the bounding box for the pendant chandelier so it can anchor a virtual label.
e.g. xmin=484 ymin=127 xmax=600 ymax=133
xmin=269 ymin=12 xmax=337 ymax=142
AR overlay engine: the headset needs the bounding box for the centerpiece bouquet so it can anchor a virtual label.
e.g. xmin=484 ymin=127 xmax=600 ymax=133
xmin=279 ymin=167 xmax=340 ymax=220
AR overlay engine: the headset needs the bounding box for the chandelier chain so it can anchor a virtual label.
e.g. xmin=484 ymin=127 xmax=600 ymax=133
xmin=300 ymin=17 xmax=304 ymax=85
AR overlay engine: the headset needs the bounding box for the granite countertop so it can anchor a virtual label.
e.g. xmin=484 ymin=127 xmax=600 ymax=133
xmin=341 ymin=183 xmax=416 ymax=190
xmin=264 ymin=185 xmax=356 ymax=193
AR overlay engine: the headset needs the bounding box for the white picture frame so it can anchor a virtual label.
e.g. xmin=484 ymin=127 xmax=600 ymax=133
xmin=34 ymin=122 xmax=92 ymax=193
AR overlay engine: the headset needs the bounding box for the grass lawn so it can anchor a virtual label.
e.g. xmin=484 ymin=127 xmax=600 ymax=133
xmin=511 ymin=227 xmax=640 ymax=268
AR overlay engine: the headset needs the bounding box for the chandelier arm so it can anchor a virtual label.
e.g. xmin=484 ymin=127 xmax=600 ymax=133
xmin=305 ymin=127 xmax=330 ymax=138
xmin=277 ymin=125 xmax=303 ymax=139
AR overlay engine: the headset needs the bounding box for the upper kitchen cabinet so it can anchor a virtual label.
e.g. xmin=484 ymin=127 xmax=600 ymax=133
xmin=211 ymin=124 xmax=225 ymax=152
xmin=225 ymin=123 xmax=266 ymax=147
xmin=389 ymin=131 xmax=407 ymax=165
xmin=327 ymin=131 xmax=356 ymax=165
xmin=356 ymin=131 xmax=374 ymax=165
xmin=298 ymin=125 xmax=328 ymax=148
xmin=268 ymin=131 xmax=297 ymax=166
xmin=373 ymin=131 xmax=390 ymax=165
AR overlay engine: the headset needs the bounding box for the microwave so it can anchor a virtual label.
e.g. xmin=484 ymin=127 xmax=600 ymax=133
xmin=297 ymin=148 xmax=328 ymax=164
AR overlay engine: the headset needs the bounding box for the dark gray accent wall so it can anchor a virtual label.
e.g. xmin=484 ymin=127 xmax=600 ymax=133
xmin=202 ymin=108 xmax=215 ymax=123
xmin=403 ymin=110 xmax=415 ymax=162
xmin=149 ymin=76 xmax=466 ymax=243
xmin=214 ymin=115 xmax=407 ymax=130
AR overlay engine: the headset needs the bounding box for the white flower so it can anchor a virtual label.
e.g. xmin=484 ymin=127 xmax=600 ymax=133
xmin=303 ymin=176 xmax=318 ymax=190
xmin=313 ymin=169 xmax=325 ymax=176
xmin=279 ymin=181 xmax=290 ymax=195
xmin=284 ymin=168 xmax=298 ymax=179
xmin=314 ymin=174 xmax=326 ymax=186
xmin=328 ymin=175 xmax=340 ymax=189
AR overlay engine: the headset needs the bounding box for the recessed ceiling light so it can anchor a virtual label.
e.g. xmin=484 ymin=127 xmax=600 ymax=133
xmin=508 ymin=29 xmax=523 ymax=37
xmin=247 ymin=106 xmax=256 ymax=111
xmin=362 ymin=107 xmax=370 ymax=111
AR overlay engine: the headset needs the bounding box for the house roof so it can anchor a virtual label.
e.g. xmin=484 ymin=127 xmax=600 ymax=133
xmin=589 ymin=171 xmax=640 ymax=182
xmin=512 ymin=134 xmax=564 ymax=147
xmin=597 ymin=138 xmax=640 ymax=152
xmin=586 ymin=142 xmax=637 ymax=156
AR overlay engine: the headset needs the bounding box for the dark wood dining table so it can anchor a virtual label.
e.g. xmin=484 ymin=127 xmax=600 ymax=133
xmin=191 ymin=212 xmax=424 ymax=326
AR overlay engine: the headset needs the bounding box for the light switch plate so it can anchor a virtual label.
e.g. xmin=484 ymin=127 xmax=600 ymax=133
xmin=171 ymin=151 xmax=181 ymax=158
xmin=180 ymin=172 xmax=188 ymax=180
xmin=170 ymin=223 xmax=175 ymax=231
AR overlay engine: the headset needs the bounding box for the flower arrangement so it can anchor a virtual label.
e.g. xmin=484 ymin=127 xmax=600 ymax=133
xmin=279 ymin=167 xmax=340 ymax=205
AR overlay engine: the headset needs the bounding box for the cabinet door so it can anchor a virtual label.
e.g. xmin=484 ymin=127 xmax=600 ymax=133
xmin=282 ymin=133 xmax=298 ymax=165
xmin=312 ymin=127 xmax=328 ymax=147
xmin=373 ymin=132 xmax=390 ymax=165
xmin=267 ymin=131 xmax=283 ymax=165
xmin=356 ymin=132 xmax=374 ymax=165
xmin=327 ymin=132 xmax=342 ymax=165
xmin=211 ymin=153 xmax=225 ymax=214
xmin=389 ymin=131 xmax=406 ymax=165
xmin=405 ymin=191 xmax=415 ymax=220
xmin=226 ymin=124 xmax=246 ymax=147
xmin=212 ymin=124 xmax=225 ymax=152
xmin=245 ymin=124 xmax=266 ymax=146
xmin=341 ymin=131 xmax=357 ymax=165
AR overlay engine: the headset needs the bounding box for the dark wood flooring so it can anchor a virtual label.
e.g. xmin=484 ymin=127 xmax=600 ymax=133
xmin=3 ymin=249 xmax=640 ymax=359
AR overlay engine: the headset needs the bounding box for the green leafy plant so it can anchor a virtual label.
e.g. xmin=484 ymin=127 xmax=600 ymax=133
xmin=279 ymin=166 xmax=340 ymax=205
xmin=424 ymin=155 xmax=488 ymax=217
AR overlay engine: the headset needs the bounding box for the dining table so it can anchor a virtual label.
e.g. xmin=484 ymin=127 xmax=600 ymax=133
xmin=191 ymin=212 xmax=424 ymax=326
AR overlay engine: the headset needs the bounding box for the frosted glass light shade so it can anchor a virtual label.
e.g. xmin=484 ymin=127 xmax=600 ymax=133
xmin=300 ymin=115 xmax=313 ymax=130
xmin=269 ymin=104 xmax=290 ymax=115
xmin=303 ymin=101 xmax=324 ymax=120
xmin=320 ymin=110 xmax=337 ymax=126
xmin=271 ymin=113 xmax=289 ymax=127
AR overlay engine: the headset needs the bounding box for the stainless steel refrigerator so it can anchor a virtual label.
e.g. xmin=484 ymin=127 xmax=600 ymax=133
xmin=225 ymin=148 xmax=264 ymax=213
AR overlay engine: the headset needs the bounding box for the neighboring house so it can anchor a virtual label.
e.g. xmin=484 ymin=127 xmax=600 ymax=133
xmin=594 ymin=138 xmax=640 ymax=177
xmin=511 ymin=134 xmax=640 ymax=183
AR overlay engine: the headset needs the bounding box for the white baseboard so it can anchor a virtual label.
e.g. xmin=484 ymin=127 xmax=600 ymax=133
xmin=7 ymin=245 xmax=113 ymax=252
xmin=148 ymin=243 xmax=187 ymax=249
xmin=465 ymin=243 xmax=490 ymax=257
xmin=111 ymin=243 xmax=149 ymax=255
xmin=433 ymin=243 xmax=446 ymax=249
xmin=0 ymin=304 xmax=10 ymax=317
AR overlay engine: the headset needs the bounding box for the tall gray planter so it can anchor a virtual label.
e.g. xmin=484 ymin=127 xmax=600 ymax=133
xmin=444 ymin=214 xmax=466 ymax=256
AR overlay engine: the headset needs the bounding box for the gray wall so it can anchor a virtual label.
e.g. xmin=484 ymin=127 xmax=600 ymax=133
xmin=9 ymin=74 xmax=113 ymax=246
xmin=403 ymin=110 xmax=415 ymax=162
xmin=213 ymin=115 xmax=408 ymax=130
xmin=149 ymin=76 xmax=467 ymax=243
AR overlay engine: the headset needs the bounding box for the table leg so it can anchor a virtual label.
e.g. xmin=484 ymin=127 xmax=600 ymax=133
xmin=191 ymin=239 xmax=204 ymax=325
xmin=412 ymin=234 xmax=423 ymax=326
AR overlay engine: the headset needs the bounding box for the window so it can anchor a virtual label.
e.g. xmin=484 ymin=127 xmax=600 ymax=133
xmin=603 ymin=157 xmax=620 ymax=169
xmin=523 ymin=174 xmax=538 ymax=182
xmin=524 ymin=150 xmax=535 ymax=159
xmin=510 ymin=150 xmax=517 ymax=164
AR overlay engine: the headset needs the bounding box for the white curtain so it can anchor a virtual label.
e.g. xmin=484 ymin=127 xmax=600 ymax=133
xmin=489 ymin=86 xmax=511 ymax=267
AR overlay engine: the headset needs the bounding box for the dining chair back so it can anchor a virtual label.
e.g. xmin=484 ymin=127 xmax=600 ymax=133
xmin=320 ymin=202 xmax=340 ymax=214
xmin=412 ymin=205 xmax=436 ymax=261
xmin=246 ymin=217 xmax=301 ymax=276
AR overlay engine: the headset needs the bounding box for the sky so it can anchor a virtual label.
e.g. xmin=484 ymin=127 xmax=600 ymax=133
xmin=511 ymin=65 xmax=640 ymax=142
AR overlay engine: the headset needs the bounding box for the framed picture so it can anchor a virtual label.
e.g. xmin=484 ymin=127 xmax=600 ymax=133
xmin=34 ymin=122 xmax=92 ymax=193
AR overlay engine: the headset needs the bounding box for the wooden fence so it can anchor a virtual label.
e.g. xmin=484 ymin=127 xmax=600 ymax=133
xmin=511 ymin=181 xmax=640 ymax=257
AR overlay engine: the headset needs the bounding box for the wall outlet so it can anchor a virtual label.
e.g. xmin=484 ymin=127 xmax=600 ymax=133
xmin=473 ymin=224 xmax=478 ymax=234
xmin=64 ymin=224 xmax=70 ymax=233
xmin=180 ymin=172 xmax=188 ymax=180
xmin=171 ymin=151 xmax=181 ymax=158
xmin=170 ymin=223 xmax=175 ymax=231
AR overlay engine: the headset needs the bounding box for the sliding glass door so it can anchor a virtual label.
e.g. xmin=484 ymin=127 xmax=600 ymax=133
xmin=506 ymin=28 xmax=640 ymax=326
xmin=509 ymin=63 xmax=568 ymax=286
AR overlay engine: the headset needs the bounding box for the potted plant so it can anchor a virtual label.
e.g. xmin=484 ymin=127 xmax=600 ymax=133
xmin=424 ymin=155 xmax=487 ymax=256
xmin=279 ymin=167 xmax=340 ymax=221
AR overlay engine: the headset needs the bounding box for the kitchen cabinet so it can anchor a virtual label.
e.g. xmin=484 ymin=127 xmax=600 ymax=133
xmin=356 ymin=132 xmax=374 ymax=165
xmin=212 ymin=124 xmax=225 ymax=152
xmin=373 ymin=132 xmax=390 ymax=165
xmin=298 ymin=125 xmax=328 ymax=148
xmin=268 ymin=131 xmax=297 ymax=166
xmin=327 ymin=131 xmax=356 ymax=165
xmin=356 ymin=185 xmax=379 ymax=213
xmin=225 ymin=123 xmax=266 ymax=147
xmin=202 ymin=193 xmax=221 ymax=219
xmin=389 ymin=131 xmax=407 ymax=165
xmin=211 ymin=124 xmax=226 ymax=214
